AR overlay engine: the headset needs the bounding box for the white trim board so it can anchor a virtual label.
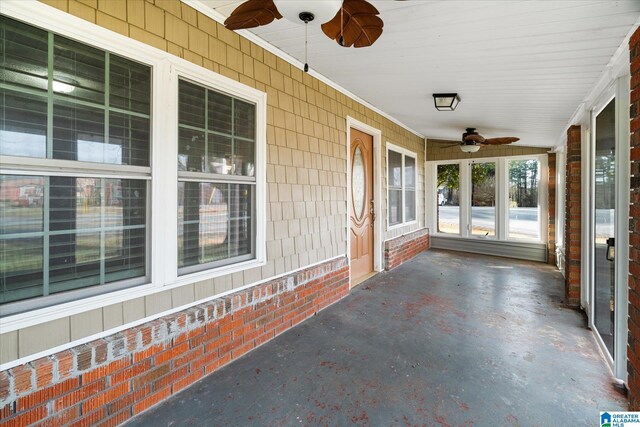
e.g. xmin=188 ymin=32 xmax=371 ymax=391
xmin=183 ymin=0 xmax=425 ymax=140
xmin=430 ymin=236 xmax=548 ymax=263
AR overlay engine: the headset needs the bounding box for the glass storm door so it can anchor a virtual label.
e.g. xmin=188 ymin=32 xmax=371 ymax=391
xmin=593 ymin=98 xmax=616 ymax=358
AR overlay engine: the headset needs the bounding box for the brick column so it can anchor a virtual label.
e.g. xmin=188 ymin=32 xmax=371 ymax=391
xmin=628 ymin=25 xmax=640 ymax=411
xmin=548 ymin=153 xmax=556 ymax=265
xmin=564 ymin=125 xmax=581 ymax=306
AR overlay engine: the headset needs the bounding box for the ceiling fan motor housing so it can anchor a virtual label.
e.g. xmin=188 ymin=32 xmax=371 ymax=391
xmin=299 ymin=12 xmax=314 ymax=23
xmin=463 ymin=128 xmax=478 ymax=141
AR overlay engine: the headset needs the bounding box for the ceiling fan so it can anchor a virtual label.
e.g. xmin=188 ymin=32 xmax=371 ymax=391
xmin=224 ymin=0 xmax=385 ymax=48
xmin=449 ymin=128 xmax=520 ymax=153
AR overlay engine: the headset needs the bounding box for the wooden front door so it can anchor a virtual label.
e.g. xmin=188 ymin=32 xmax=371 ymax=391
xmin=350 ymin=128 xmax=374 ymax=284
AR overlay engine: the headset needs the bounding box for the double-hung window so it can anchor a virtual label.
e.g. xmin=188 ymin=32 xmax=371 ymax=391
xmin=177 ymin=79 xmax=257 ymax=275
xmin=387 ymin=143 xmax=417 ymax=227
xmin=0 ymin=16 xmax=151 ymax=311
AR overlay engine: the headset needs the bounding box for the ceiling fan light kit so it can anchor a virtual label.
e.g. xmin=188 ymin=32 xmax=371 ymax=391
xmin=460 ymin=144 xmax=481 ymax=153
xmin=433 ymin=93 xmax=461 ymax=111
xmin=446 ymin=128 xmax=520 ymax=153
xmin=272 ymin=0 xmax=342 ymax=25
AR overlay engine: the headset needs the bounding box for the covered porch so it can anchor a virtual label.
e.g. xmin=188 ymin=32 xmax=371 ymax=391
xmin=126 ymin=250 xmax=624 ymax=426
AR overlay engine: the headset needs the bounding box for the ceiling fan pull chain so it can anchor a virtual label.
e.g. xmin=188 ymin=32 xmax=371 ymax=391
xmin=304 ymin=21 xmax=309 ymax=72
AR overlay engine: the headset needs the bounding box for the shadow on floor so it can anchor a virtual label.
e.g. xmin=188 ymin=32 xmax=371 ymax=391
xmin=125 ymin=249 xmax=626 ymax=426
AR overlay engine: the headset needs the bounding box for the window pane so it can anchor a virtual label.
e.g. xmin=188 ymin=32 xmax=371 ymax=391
xmin=0 ymin=175 xmax=44 ymax=234
xmin=437 ymin=164 xmax=460 ymax=234
xmin=388 ymin=189 xmax=402 ymax=226
xmin=234 ymin=99 xmax=255 ymax=140
xmin=0 ymin=90 xmax=47 ymax=158
xmin=508 ymin=159 xmax=540 ymax=240
xmin=229 ymin=184 xmax=253 ymax=257
xmin=208 ymin=133 xmax=232 ymax=174
xmin=0 ymin=175 xmax=45 ymax=303
xmin=0 ymin=16 xmax=49 ymax=93
xmin=178 ymin=182 xmax=254 ymax=270
xmin=405 ymin=156 xmax=415 ymax=189
xmin=388 ymin=150 xmax=402 ymax=188
xmin=178 ymin=128 xmax=205 ymax=172
xmin=49 ymin=231 xmax=101 ymax=293
xmin=109 ymin=112 xmax=150 ymax=166
xmin=52 ymin=101 xmax=105 ymax=161
xmin=405 ymin=190 xmax=415 ymax=222
xmin=234 ymin=139 xmax=255 ymax=177
xmin=109 ymin=55 xmax=151 ymax=115
xmin=1 ymin=175 xmax=146 ymax=303
xmin=53 ymin=35 xmax=105 ymax=104
xmin=471 ymin=162 xmax=496 ymax=237
xmin=48 ymin=177 xmax=146 ymax=294
xmin=179 ymin=80 xmax=205 ymax=129
xmin=208 ymin=90 xmax=232 ymax=135
xmin=0 ymin=237 xmax=44 ymax=303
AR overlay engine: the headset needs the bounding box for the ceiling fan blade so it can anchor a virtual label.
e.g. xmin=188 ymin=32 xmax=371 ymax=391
xmin=482 ymin=137 xmax=520 ymax=145
xmin=322 ymin=0 xmax=383 ymax=48
xmin=224 ymin=0 xmax=282 ymax=30
xmin=463 ymin=134 xmax=485 ymax=144
xmin=353 ymin=20 xmax=384 ymax=47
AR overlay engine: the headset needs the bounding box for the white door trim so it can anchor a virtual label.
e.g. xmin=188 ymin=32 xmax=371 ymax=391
xmin=614 ymin=74 xmax=630 ymax=382
xmin=346 ymin=117 xmax=383 ymax=282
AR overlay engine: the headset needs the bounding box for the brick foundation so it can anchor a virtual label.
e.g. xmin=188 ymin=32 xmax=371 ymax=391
xmin=0 ymin=257 xmax=349 ymax=427
xmin=384 ymin=228 xmax=430 ymax=271
xmin=565 ymin=125 xmax=582 ymax=306
xmin=629 ymin=25 xmax=640 ymax=411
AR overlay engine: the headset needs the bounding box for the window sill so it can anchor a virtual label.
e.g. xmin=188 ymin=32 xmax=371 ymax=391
xmin=0 ymin=257 xmax=266 ymax=334
xmin=387 ymin=220 xmax=418 ymax=231
xmin=172 ymin=257 xmax=266 ymax=288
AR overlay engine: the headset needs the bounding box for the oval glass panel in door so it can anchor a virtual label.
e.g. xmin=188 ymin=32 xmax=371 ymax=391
xmin=352 ymin=146 xmax=366 ymax=220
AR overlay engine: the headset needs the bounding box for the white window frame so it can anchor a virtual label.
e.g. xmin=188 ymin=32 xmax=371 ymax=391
xmin=168 ymin=63 xmax=267 ymax=284
xmin=0 ymin=1 xmax=266 ymax=330
xmin=386 ymin=142 xmax=417 ymax=230
xmin=428 ymin=154 xmax=548 ymax=243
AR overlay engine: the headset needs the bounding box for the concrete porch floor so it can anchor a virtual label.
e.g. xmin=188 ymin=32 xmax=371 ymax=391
xmin=125 ymin=250 xmax=626 ymax=426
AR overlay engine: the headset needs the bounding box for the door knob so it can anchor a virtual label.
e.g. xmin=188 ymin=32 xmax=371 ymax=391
xmin=606 ymin=237 xmax=615 ymax=262
xmin=370 ymin=199 xmax=375 ymax=222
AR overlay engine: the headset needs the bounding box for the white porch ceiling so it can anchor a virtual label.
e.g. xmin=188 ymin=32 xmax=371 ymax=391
xmin=196 ymin=0 xmax=640 ymax=147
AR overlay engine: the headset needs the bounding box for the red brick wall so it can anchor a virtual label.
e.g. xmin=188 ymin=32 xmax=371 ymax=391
xmin=384 ymin=228 xmax=430 ymax=271
xmin=0 ymin=257 xmax=349 ymax=427
xmin=548 ymin=153 xmax=556 ymax=265
xmin=565 ymin=125 xmax=582 ymax=306
xmin=628 ymin=25 xmax=640 ymax=411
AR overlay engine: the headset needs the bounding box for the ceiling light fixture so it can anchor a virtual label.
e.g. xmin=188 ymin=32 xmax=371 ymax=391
xmin=433 ymin=93 xmax=460 ymax=111
xmin=271 ymin=0 xmax=341 ymax=73
xmin=273 ymin=0 xmax=342 ymax=25
xmin=460 ymin=144 xmax=480 ymax=153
